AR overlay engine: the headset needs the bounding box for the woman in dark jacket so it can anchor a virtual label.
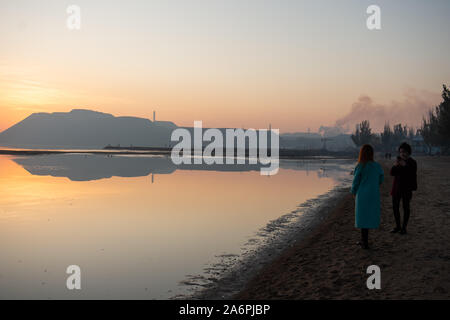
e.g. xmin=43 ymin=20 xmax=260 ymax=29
xmin=390 ymin=142 xmax=417 ymax=234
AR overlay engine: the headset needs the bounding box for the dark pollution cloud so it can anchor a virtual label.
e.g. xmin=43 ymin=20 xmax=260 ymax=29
xmin=335 ymin=88 xmax=441 ymax=132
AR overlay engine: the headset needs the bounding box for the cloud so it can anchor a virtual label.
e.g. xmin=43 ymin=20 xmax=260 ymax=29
xmin=335 ymin=88 xmax=442 ymax=132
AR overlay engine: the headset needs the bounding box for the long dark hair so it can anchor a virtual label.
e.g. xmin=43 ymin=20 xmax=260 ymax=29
xmin=358 ymin=144 xmax=374 ymax=164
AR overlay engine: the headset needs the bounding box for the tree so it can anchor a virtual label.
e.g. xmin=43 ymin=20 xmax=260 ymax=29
xmin=393 ymin=123 xmax=406 ymax=143
xmin=420 ymin=109 xmax=440 ymax=154
xmin=380 ymin=122 xmax=393 ymax=152
xmin=437 ymin=85 xmax=450 ymax=147
xmin=351 ymin=120 xmax=374 ymax=147
xmin=420 ymin=84 xmax=450 ymax=154
xmin=408 ymin=127 xmax=416 ymax=140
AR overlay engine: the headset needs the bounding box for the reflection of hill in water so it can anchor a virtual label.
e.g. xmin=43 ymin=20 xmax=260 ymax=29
xmin=14 ymin=155 xmax=176 ymax=181
xmin=13 ymin=154 xmax=353 ymax=182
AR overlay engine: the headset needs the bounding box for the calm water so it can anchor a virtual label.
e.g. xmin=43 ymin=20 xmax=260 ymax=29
xmin=0 ymin=154 xmax=353 ymax=299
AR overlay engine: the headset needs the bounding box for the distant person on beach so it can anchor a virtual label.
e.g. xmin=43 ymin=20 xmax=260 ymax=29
xmin=390 ymin=142 xmax=417 ymax=235
xmin=351 ymin=144 xmax=384 ymax=249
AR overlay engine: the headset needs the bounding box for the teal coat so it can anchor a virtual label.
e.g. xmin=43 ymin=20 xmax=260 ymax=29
xmin=351 ymin=161 xmax=384 ymax=229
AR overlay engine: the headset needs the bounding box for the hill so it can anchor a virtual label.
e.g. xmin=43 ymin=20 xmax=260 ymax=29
xmin=0 ymin=109 xmax=176 ymax=149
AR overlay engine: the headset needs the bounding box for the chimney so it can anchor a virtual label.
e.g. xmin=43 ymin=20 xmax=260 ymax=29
xmin=153 ymin=111 xmax=156 ymax=122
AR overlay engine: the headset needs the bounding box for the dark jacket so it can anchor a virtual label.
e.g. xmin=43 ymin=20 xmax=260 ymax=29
xmin=390 ymin=157 xmax=417 ymax=196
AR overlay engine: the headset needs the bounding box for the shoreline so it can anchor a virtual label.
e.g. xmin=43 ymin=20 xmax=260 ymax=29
xmin=0 ymin=149 xmax=171 ymax=156
xmin=235 ymin=157 xmax=450 ymax=299
xmin=176 ymin=173 xmax=353 ymax=299
xmin=0 ymin=148 xmax=356 ymax=160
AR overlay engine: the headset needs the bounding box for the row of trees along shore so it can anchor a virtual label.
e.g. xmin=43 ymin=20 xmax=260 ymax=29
xmin=351 ymin=84 xmax=450 ymax=154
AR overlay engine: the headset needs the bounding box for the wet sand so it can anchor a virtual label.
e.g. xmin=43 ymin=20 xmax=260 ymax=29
xmin=236 ymin=157 xmax=450 ymax=299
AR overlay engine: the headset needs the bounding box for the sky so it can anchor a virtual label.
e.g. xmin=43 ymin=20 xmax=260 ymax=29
xmin=1 ymin=0 xmax=449 ymax=133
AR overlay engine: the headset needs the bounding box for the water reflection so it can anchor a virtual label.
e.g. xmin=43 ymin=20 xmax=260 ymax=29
xmin=13 ymin=154 xmax=352 ymax=182
xmin=0 ymin=154 xmax=353 ymax=299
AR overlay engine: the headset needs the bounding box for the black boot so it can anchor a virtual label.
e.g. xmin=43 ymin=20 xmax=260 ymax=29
xmin=360 ymin=229 xmax=369 ymax=249
xmin=356 ymin=241 xmax=369 ymax=249
xmin=390 ymin=227 xmax=401 ymax=233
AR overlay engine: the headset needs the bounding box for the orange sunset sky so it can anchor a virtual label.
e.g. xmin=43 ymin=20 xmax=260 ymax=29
xmin=1 ymin=0 xmax=449 ymax=133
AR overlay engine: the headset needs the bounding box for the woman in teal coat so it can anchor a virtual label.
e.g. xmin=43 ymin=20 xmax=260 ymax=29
xmin=351 ymin=144 xmax=384 ymax=249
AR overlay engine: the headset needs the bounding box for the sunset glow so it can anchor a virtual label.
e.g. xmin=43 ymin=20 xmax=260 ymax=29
xmin=1 ymin=0 xmax=449 ymax=133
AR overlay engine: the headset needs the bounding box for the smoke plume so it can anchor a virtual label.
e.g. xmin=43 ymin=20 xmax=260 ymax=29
xmin=335 ymin=88 xmax=441 ymax=132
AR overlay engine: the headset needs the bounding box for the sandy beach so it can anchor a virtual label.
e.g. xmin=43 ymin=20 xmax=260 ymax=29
xmin=236 ymin=157 xmax=450 ymax=299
